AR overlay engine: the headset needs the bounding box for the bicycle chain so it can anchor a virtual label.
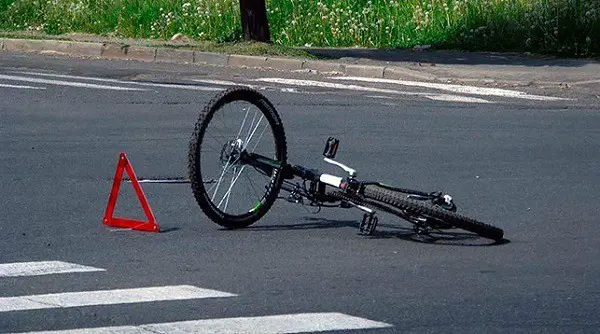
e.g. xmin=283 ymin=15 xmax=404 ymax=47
xmin=327 ymin=191 xmax=374 ymax=209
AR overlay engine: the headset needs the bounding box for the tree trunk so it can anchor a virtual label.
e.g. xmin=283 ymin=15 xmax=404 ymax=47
xmin=239 ymin=0 xmax=271 ymax=43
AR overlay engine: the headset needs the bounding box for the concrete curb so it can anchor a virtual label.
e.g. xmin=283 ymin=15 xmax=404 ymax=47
xmin=0 ymin=37 xmax=553 ymax=84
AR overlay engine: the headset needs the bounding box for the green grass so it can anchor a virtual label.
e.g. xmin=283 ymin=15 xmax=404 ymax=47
xmin=0 ymin=0 xmax=598 ymax=57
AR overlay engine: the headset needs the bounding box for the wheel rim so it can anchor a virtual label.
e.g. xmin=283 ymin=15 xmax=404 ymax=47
xmin=198 ymin=99 xmax=280 ymax=217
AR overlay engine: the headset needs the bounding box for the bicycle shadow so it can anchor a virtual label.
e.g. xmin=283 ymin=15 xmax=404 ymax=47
xmin=249 ymin=217 xmax=509 ymax=247
xmin=246 ymin=217 xmax=357 ymax=231
xmin=371 ymin=226 xmax=510 ymax=247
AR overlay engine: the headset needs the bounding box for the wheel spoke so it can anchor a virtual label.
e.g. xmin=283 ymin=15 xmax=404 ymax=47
xmin=244 ymin=114 xmax=265 ymax=150
xmin=222 ymin=166 xmax=237 ymax=211
xmin=235 ymin=106 xmax=251 ymax=140
xmin=210 ymin=158 xmax=232 ymax=201
xmin=250 ymin=123 xmax=270 ymax=153
xmin=244 ymin=108 xmax=258 ymax=143
xmin=217 ymin=165 xmax=246 ymax=209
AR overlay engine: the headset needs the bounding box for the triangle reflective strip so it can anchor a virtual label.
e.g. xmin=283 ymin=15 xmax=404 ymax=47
xmin=103 ymin=152 xmax=159 ymax=232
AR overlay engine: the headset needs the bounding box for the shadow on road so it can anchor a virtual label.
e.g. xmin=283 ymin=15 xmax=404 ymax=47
xmin=371 ymin=228 xmax=510 ymax=247
xmin=246 ymin=217 xmax=357 ymax=231
xmin=247 ymin=217 xmax=510 ymax=247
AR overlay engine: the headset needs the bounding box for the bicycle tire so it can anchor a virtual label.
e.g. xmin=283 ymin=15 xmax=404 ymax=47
xmin=188 ymin=87 xmax=287 ymax=229
xmin=362 ymin=185 xmax=504 ymax=240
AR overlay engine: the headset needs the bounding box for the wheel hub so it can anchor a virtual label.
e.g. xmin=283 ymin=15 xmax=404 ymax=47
xmin=220 ymin=139 xmax=244 ymax=166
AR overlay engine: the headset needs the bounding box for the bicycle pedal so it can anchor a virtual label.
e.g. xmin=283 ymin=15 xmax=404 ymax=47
xmin=323 ymin=137 xmax=340 ymax=159
xmin=358 ymin=213 xmax=378 ymax=236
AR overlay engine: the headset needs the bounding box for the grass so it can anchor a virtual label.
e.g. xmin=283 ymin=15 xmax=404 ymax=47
xmin=0 ymin=0 xmax=598 ymax=57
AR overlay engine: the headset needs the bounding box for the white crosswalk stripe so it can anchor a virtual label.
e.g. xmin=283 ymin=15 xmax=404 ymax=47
xmin=2 ymin=260 xmax=393 ymax=333
xmin=0 ymin=261 xmax=104 ymax=277
xmin=16 ymin=313 xmax=392 ymax=334
xmin=0 ymin=285 xmax=236 ymax=312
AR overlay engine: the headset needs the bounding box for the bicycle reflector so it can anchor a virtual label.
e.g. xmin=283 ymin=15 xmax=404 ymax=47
xmin=323 ymin=137 xmax=340 ymax=158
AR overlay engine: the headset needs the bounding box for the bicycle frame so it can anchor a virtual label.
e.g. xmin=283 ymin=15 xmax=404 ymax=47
xmin=242 ymin=151 xmax=451 ymax=213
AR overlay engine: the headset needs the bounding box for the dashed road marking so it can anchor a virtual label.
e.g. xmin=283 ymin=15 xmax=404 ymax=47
xmin=17 ymin=312 xmax=392 ymax=333
xmin=0 ymin=261 xmax=104 ymax=278
xmin=0 ymin=285 xmax=236 ymax=312
xmin=329 ymin=76 xmax=568 ymax=101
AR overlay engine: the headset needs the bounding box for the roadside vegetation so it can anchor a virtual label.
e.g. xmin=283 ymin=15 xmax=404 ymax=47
xmin=1 ymin=0 xmax=598 ymax=57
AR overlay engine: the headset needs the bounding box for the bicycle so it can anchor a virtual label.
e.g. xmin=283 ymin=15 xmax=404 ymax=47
xmin=188 ymin=87 xmax=504 ymax=241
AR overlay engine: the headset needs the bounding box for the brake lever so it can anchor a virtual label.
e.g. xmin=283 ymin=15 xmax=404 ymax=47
xmin=323 ymin=157 xmax=357 ymax=177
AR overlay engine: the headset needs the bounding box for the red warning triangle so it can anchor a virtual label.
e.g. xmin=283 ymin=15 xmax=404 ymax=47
xmin=103 ymin=152 xmax=160 ymax=232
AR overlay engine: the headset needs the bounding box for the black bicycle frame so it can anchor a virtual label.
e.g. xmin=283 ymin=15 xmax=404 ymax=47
xmin=242 ymin=152 xmax=337 ymax=202
xmin=241 ymin=151 xmax=450 ymax=209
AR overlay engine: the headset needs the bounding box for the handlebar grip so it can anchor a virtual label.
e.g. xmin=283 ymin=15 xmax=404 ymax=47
xmin=319 ymin=174 xmax=344 ymax=188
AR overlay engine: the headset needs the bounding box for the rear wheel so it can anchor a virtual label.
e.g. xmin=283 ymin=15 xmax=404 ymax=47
xmin=362 ymin=185 xmax=504 ymax=241
xmin=188 ymin=87 xmax=287 ymax=228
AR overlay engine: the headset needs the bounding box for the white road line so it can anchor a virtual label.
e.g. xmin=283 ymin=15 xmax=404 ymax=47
xmin=18 ymin=312 xmax=392 ymax=333
xmin=425 ymin=94 xmax=491 ymax=103
xmin=0 ymin=285 xmax=236 ymax=312
xmin=11 ymin=71 xmax=222 ymax=91
xmin=194 ymin=80 xmax=304 ymax=94
xmin=256 ymin=78 xmax=491 ymax=102
xmin=0 ymin=83 xmax=45 ymax=89
xmin=365 ymin=95 xmax=396 ymax=99
xmin=0 ymin=74 xmax=146 ymax=91
xmin=193 ymin=79 xmax=238 ymax=86
xmin=329 ymin=76 xmax=568 ymax=101
xmin=0 ymin=261 xmax=104 ymax=278
xmin=132 ymin=81 xmax=222 ymax=91
xmin=255 ymin=78 xmax=428 ymax=96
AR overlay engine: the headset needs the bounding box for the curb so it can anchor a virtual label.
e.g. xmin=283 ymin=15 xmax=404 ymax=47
xmin=0 ymin=37 xmax=439 ymax=82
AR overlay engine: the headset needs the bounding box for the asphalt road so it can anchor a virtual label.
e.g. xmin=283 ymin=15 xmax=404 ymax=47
xmin=1 ymin=52 xmax=599 ymax=333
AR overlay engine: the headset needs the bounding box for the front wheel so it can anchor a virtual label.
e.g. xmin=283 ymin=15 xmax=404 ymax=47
xmin=362 ymin=185 xmax=504 ymax=241
xmin=188 ymin=87 xmax=287 ymax=229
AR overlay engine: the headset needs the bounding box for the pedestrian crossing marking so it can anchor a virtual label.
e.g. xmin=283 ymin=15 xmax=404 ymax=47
xmin=15 ymin=312 xmax=392 ymax=333
xmin=0 ymin=261 xmax=104 ymax=278
xmin=0 ymin=285 xmax=236 ymax=312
